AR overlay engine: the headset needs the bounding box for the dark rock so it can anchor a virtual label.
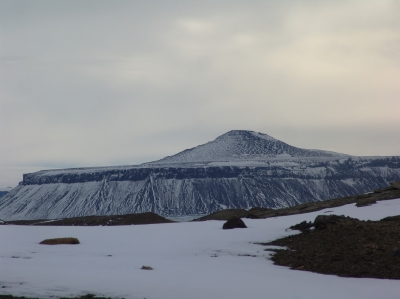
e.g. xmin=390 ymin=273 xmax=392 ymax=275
xmin=40 ymin=237 xmax=80 ymax=245
xmin=245 ymin=207 xmax=274 ymax=219
xmin=222 ymin=217 xmax=247 ymax=229
xmin=194 ymin=209 xmax=247 ymax=221
xmin=290 ymin=221 xmax=313 ymax=231
xmin=356 ymin=198 xmax=377 ymax=207
xmin=314 ymin=215 xmax=348 ymax=230
xmin=393 ymin=249 xmax=400 ymax=257
xmin=141 ymin=265 xmax=153 ymax=270
xmin=380 ymin=215 xmax=400 ymax=222
xmin=246 ymin=213 xmax=261 ymax=219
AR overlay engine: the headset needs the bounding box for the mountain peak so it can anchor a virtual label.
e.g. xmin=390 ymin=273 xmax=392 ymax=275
xmin=149 ymin=130 xmax=345 ymax=165
xmin=215 ymin=130 xmax=277 ymax=142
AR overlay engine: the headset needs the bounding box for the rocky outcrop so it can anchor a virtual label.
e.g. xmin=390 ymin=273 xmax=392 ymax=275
xmin=222 ymin=217 xmax=247 ymax=229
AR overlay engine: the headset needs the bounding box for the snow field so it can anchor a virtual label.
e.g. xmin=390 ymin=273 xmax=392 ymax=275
xmin=2 ymin=198 xmax=400 ymax=299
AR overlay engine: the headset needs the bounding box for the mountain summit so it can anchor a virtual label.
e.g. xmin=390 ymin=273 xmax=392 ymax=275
xmin=152 ymin=130 xmax=344 ymax=164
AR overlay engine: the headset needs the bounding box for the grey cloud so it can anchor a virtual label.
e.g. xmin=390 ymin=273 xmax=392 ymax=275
xmin=1 ymin=0 xmax=399 ymax=187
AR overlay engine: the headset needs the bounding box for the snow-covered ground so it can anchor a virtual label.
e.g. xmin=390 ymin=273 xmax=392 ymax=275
xmin=2 ymin=199 xmax=400 ymax=299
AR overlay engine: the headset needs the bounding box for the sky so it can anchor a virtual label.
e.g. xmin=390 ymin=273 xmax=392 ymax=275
xmin=1 ymin=0 xmax=400 ymax=188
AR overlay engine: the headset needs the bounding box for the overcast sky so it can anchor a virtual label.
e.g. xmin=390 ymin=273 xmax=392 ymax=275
xmin=1 ymin=0 xmax=399 ymax=188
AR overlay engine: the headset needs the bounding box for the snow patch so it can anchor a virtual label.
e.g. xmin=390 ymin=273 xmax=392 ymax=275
xmin=1 ymin=198 xmax=400 ymax=299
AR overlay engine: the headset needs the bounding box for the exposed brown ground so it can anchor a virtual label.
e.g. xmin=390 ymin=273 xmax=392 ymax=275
xmin=4 ymin=212 xmax=174 ymax=226
xmin=264 ymin=216 xmax=400 ymax=279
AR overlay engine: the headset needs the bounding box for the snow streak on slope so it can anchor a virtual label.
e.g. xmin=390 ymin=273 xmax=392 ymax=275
xmin=1 ymin=198 xmax=400 ymax=299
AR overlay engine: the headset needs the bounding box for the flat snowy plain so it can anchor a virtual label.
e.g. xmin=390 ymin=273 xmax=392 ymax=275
xmin=2 ymin=199 xmax=400 ymax=299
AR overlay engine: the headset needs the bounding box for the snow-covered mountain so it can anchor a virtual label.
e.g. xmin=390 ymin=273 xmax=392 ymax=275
xmin=149 ymin=130 xmax=344 ymax=165
xmin=1 ymin=130 xmax=400 ymax=220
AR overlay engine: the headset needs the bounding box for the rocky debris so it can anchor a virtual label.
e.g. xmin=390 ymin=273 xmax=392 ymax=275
xmin=39 ymin=237 xmax=80 ymax=245
xmin=141 ymin=265 xmax=153 ymax=270
xmin=393 ymin=249 xmax=400 ymax=257
xmin=355 ymin=183 xmax=400 ymax=207
xmin=222 ymin=217 xmax=247 ymax=229
xmin=289 ymin=215 xmax=357 ymax=230
xmin=313 ymin=215 xmax=354 ymax=230
xmin=380 ymin=215 xmax=400 ymax=222
xmin=265 ymin=216 xmax=400 ymax=279
xmin=245 ymin=207 xmax=274 ymax=219
xmin=289 ymin=221 xmax=313 ymax=231
xmin=193 ymin=209 xmax=248 ymax=221
xmin=6 ymin=212 xmax=175 ymax=226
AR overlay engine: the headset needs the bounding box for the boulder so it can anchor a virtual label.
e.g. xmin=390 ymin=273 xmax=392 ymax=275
xmin=39 ymin=237 xmax=80 ymax=245
xmin=222 ymin=217 xmax=247 ymax=229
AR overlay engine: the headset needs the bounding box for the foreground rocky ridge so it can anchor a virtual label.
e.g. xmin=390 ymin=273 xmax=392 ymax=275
xmin=265 ymin=214 xmax=400 ymax=279
xmin=1 ymin=130 xmax=400 ymax=220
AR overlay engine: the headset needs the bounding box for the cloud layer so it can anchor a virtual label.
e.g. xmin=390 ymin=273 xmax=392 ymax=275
xmin=1 ymin=0 xmax=400 ymax=187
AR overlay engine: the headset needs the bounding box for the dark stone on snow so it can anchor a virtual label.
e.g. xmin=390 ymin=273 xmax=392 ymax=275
xmin=39 ymin=237 xmax=80 ymax=245
xmin=290 ymin=220 xmax=313 ymax=231
xmin=223 ymin=217 xmax=247 ymax=229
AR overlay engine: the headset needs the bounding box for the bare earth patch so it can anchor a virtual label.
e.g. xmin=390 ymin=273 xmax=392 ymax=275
xmin=264 ymin=216 xmax=400 ymax=279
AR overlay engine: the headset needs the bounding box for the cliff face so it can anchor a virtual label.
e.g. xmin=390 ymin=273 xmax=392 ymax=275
xmin=1 ymin=131 xmax=400 ymax=220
